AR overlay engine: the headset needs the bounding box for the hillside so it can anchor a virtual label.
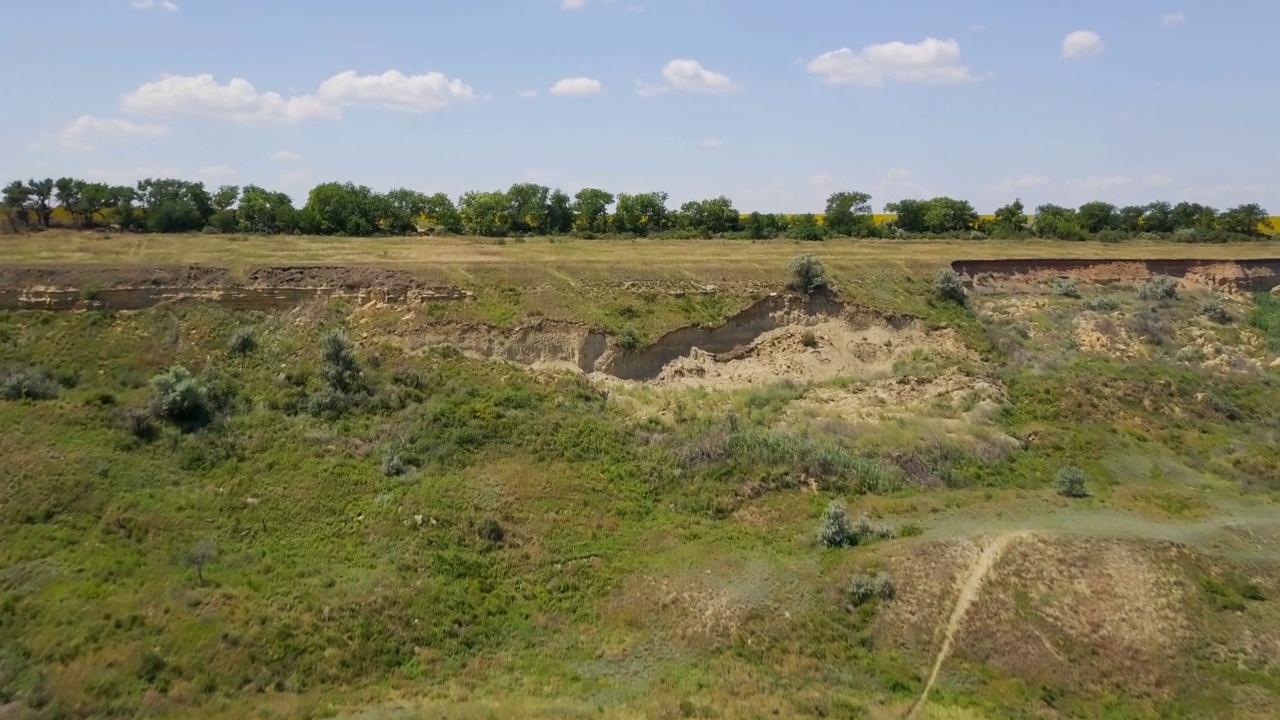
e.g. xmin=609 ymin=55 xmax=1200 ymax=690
xmin=2 ymin=236 xmax=1279 ymax=720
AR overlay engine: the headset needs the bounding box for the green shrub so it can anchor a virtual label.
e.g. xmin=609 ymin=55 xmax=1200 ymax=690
xmin=818 ymin=500 xmax=855 ymax=548
xmin=1247 ymin=292 xmax=1280 ymax=351
xmin=150 ymin=367 xmax=210 ymax=426
xmin=848 ymin=572 xmax=895 ymax=606
xmin=0 ymin=368 xmax=60 ymax=401
xmin=898 ymin=522 xmax=924 ymax=538
xmin=228 ymin=327 xmax=257 ymax=355
xmin=320 ymin=330 xmax=361 ymax=392
xmin=1055 ymin=466 xmax=1088 ymax=498
xmin=788 ymin=254 xmax=830 ymax=294
xmin=1049 ymin=277 xmax=1081 ymax=299
xmin=1137 ymin=275 xmax=1178 ymax=301
xmin=933 ymin=269 xmax=966 ymax=304
xmin=381 ymin=450 xmax=407 ymax=478
xmin=1085 ymin=296 xmax=1121 ymax=312
xmin=1130 ymin=307 xmax=1174 ymax=345
xmin=478 ymin=518 xmax=505 ymax=545
xmin=616 ymin=327 xmax=643 ymax=351
xmin=852 ymin=514 xmax=895 ymax=543
xmin=1201 ymin=296 xmax=1231 ymax=324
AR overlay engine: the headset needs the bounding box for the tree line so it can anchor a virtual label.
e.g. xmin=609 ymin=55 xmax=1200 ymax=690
xmin=2 ymin=176 xmax=1273 ymax=241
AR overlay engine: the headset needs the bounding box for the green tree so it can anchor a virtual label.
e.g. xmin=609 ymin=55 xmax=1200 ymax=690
xmin=238 ymin=185 xmax=298 ymax=234
xmin=383 ymin=188 xmax=429 ymax=234
xmin=422 ymin=192 xmax=463 ymax=233
xmin=54 ymin=178 xmax=83 ymax=226
xmin=1116 ymin=205 xmax=1146 ymax=233
xmin=1218 ymin=203 xmax=1270 ymax=236
xmin=1171 ymin=202 xmax=1218 ymax=230
xmin=2 ymin=181 xmax=33 ymax=230
xmin=787 ymin=213 xmax=826 ymax=241
xmin=991 ymin=199 xmax=1028 ymax=235
xmin=678 ymin=196 xmax=740 ymax=235
xmin=458 ymin=190 xmax=512 ymax=236
xmin=1076 ymin=201 xmax=1118 ymax=234
xmin=547 ymin=189 xmax=574 ymax=234
xmin=1033 ymin=204 xmax=1085 ymax=241
xmin=26 ymin=178 xmax=55 ymax=228
xmin=922 ymin=197 xmax=978 ymax=233
xmin=825 ymin=191 xmax=874 ymax=236
xmin=885 ymin=199 xmax=928 ymax=233
xmin=571 ymin=188 xmax=614 ymax=233
xmin=506 ymin=183 xmax=550 ymax=234
xmin=300 ymin=182 xmax=380 ymax=235
xmin=614 ymin=192 xmax=669 ymax=235
xmin=1144 ymin=201 xmax=1175 ymax=232
xmin=212 ymin=185 xmax=240 ymax=212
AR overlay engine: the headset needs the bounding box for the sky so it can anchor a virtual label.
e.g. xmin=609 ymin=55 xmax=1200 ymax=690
xmin=2 ymin=0 xmax=1276 ymax=213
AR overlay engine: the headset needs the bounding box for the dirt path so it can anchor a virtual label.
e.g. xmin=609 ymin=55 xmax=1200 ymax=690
xmin=906 ymin=532 xmax=1027 ymax=719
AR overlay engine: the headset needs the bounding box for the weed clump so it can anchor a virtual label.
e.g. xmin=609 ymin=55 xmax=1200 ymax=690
xmin=933 ymin=269 xmax=966 ymax=304
xmin=1137 ymin=275 xmax=1178 ymax=301
xmin=1201 ymin=296 xmax=1231 ymax=324
xmin=852 ymin=514 xmax=896 ymax=542
xmin=320 ymin=330 xmax=361 ymax=393
xmin=478 ymin=518 xmax=505 ymax=546
xmin=228 ymin=328 xmax=257 ymax=355
xmin=0 ymin=368 xmax=60 ymax=401
xmin=848 ymin=572 xmax=895 ymax=606
xmin=800 ymin=330 xmax=819 ymax=348
xmin=1049 ymin=277 xmax=1081 ymax=299
xmin=616 ymin=327 xmax=643 ymax=351
xmin=1085 ymin=296 xmax=1121 ymax=312
xmin=1055 ymin=466 xmax=1089 ymax=498
xmin=150 ymin=367 xmax=210 ymax=427
xmin=819 ymin=500 xmax=855 ymax=548
xmin=788 ymin=254 xmax=830 ymax=294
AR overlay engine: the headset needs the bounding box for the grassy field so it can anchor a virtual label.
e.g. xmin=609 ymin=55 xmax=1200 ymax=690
xmin=1 ymin=239 xmax=1279 ymax=719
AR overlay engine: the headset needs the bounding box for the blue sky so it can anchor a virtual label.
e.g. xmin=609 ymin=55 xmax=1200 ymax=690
xmin=2 ymin=0 xmax=1275 ymax=213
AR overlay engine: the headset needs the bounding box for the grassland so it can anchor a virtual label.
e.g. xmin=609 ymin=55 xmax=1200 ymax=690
xmin=1 ymin=236 xmax=1280 ymax=719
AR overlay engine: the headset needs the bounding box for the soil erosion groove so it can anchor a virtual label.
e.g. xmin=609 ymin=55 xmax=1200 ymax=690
xmin=906 ymin=532 xmax=1028 ymax=719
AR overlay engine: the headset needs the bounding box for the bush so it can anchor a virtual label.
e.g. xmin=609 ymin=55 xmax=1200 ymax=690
xmin=1130 ymin=307 xmax=1174 ymax=345
xmin=307 ymin=388 xmax=354 ymax=419
xmin=320 ymin=330 xmax=361 ymax=392
xmin=818 ymin=500 xmax=855 ymax=548
xmin=848 ymin=572 xmax=896 ymax=606
xmin=1137 ymin=275 xmax=1178 ymax=301
xmin=380 ymin=450 xmax=407 ymax=478
xmin=150 ymin=367 xmax=210 ymax=426
xmin=800 ymin=330 xmax=818 ymax=348
xmin=1049 ymin=277 xmax=1081 ymax=299
xmin=0 ymin=368 xmax=60 ymax=401
xmin=228 ymin=328 xmax=257 ymax=355
xmin=478 ymin=518 xmax=505 ymax=545
xmin=616 ymin=326 xmax=644 ymax=351
xmin=1085 ymin=296 xmax=1121 ymax=312
xmin=788 ymin=254 xmax=830 ymax=294
xmin=933 ymin=269 xmax=966 ymax=304
xmin=124 ymin=408 xmax=159 ymax=441
xmin=852 ymin=514 xmax=895 ymax=543
xmin=1202 ymin=296 xmax=1231 ymax=324
xmin=1056 ymin=466 xmax=1088 ymax=498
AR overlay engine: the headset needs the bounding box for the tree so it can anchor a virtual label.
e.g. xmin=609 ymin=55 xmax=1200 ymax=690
xmin=422 ymin=192 xmax=463 ymax=233
xmin=991 ymin=199 xmax=1028 ymax=235
xmin=1033 ymin=204 xmax=1085 ymax=241
xmin=1116 ymin=205 xmax=1146 ymax=233
xmin=301 ymin=182 xmax=380 ymax=236
xmin=238 ymin=185 xmax=298 ymax=234
xmin=885 ymin=199 xmax=928 ymax=233
xmin=505 ymin=183 xmax=551 ymax=234
xmin=547 ymin=189 xmax=573 ymax=234
xmin=678 ymin=196 xmax=740 ymax=235
xmin=922 ymin=197 xmax=978 ymax=233
xmin=54 ymin=178 xmax=83 ymax=226
xmin=382 ymin=188 xmax=429 ymax=234
xmin=571 ymin=188 xmax=614 ymax=233
xmin=2 ymin=180 xmax=32 ymax=230
xmin=26 ymin=178 xmax=54 ymax=228
xmin=745 ymin=211 xmax=769 ymax=239
xmin=787 ymin=213 xmax=826 ymax=241
xmin=458 ymin=190 xmax=512 ymax=236
xmin=190 ymin=538 xmax=216 ymax=584
xmin=825 ymin=191 xmax=874 ymax=236
xmin=1076 ymin=201 xmax=1118 ymax=234
xmin=1144 ymin=201 xmax=1175 ymax=233
xmin=614 ymin=192 xmax=668 ymax=235
xmin=1171 ymin=202 xmax=1218 ymax=230
xmin=212 ymin=185 xmax=240 ymax=212
xmin=1217 ymin=203 xmax=1269 ymax=236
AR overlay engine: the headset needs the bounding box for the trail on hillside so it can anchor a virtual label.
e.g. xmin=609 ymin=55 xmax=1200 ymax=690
xmin=906 ymin=532 xmax=1027 ymax=719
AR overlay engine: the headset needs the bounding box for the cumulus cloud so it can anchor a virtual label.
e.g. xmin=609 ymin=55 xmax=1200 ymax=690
xmin=36 ymin=115 xmax=171 ymax=150
xmin=810 ymin=172 xmax=836 ymax=188
xmin=271 ymin=150 xmax=303 ymax=162
xmin=807 ymin=38 xmax=984 ymax=86
xmin=662 ymin=60 xmax=738 ymax=94
xmin=518 ymin=89 xmax=539 ymax=99
xmin=121 ymin=70 xmax=475 ymax=125
xmin=550 ymin=77 xmax=603 ymax=96
xmin=1061 ymin=31 xmax=1105 ymax=60
xmin=701 ymin=138 xmax=724 ymax=148
xmin=130 ymin=0 xmax=178 ymax=12
xmin=561 ymin=0 xmax=587 ymax=8
xmin=635 ymin=79 xmax=669 ymax=98
xmin=1161 ymin=12 xmax=1186 ymax=27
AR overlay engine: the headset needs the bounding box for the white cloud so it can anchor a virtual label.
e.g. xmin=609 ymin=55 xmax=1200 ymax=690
xmin=1061 ymin=31 xmax=1105 ymax=60
xmin=271 ymin=150 xmax=303 ymax=162
xmin=701 ymin=138 xmax=724 ymax=148
xmin=550 ymin=77 xmax=603 ymax=96
xmin=1161 ymin=12 xmax=1186 ymax=27
xmin=518 ymin=89 xmax=539 ymax=99
xmin=1014 ymin=175 xmax=1050 ymax=189
xmin=969 ymin=23 xmax=987 ymax=32
xmin=874 ymin=168 xmax=930 ymax=204
xmin=810 ymin=172 xmax=836 ymax=188
xmin=36 ymin=115 xmax=171 ymax=150
xmin=635 ymin=79 xmax=669 ymax=98
xmin=121 ymin=70 xmax=475 ymax=125
xmin=662 ymin=59 xmax=738 ymax=94
xmin=807 ymin=38 xmax=984 ymax=86
xmin=561 ymin=0 xmax=587 ymax=9
xmin=317 ymin=70 xmax=475 ymax=112
xmin=131 ymin=0 xmax=178 ymax=12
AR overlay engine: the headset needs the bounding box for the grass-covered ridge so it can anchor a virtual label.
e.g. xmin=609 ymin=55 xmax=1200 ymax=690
xmin=2 ymin=260 xmax=1280 ymax=719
